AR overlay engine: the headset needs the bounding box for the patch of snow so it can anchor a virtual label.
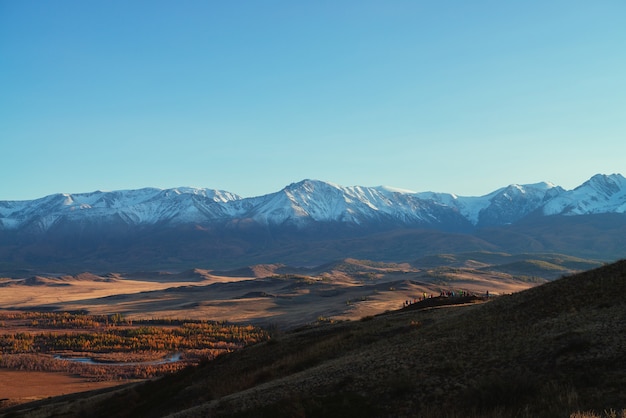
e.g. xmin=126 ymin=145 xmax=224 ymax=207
xmin=375 ymin=185 xmax=417 ymax=194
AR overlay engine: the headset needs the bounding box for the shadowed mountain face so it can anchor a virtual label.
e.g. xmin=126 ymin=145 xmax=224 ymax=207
xmin=4 ymin=260 xmax=626 ymax=417
xmin=1 ymin=175 xmax=625 ymax=272
xmin=1 ymin=214 xmax=625 ymax=273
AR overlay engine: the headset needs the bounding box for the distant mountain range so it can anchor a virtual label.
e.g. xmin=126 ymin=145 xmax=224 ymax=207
xmin=1 ymin=174 xmax=625 ymax=272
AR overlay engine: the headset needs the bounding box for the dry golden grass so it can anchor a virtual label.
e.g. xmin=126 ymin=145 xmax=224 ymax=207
xmin=4 ymin=260 xmax=625 ymax=417
xmin=0 ymin=256 xmax=612 ymax=417
xmin=0 ymin=370 xmax=128 ymax=408
xmin=0 ymin=263 xmax=540 ymax=330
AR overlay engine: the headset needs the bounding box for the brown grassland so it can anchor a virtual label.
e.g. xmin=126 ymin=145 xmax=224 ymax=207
xmin=0 ymin=255 xmax=565 ymax=327
xmin=0 ymin=259 xmax=624 ymax=417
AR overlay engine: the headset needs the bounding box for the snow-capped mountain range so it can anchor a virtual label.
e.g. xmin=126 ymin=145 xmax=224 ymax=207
xmin=2 ymin=174 xmax=626 ymax=272
xmin=1 ymin=174 xmax=626 ymax=232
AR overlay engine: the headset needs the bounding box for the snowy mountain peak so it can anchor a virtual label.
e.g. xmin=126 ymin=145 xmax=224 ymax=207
xmin=578 ymin=173 xmax=626 ymax=196
xmin=258 ymin=179 xmax=357 ymax=224
xmin=491 ymin=181 xmax=558 ymax=198
xmin=1 ymin=174 xmax=625 ymax=232
xmin=542 ymin=173 xmax=626 ymax=216
xmin=0 ymin=187 xmax=242 ymax=232
xmin=155 ymin=187 xmax=242 ymax=203
xmin=375 ymin=185 xmax=417 ymax=194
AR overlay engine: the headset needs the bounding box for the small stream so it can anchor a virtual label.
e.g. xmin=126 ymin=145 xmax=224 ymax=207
xmin=53 ymin=352 xmax=182 ymax=366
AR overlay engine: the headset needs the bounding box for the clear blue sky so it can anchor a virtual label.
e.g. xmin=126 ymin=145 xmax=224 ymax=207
xmin=1 ymin=1 xmax=625 ymax=200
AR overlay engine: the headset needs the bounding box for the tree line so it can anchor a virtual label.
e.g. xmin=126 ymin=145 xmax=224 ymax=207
xmin=0 ymin=311 xmax=270 ymax=380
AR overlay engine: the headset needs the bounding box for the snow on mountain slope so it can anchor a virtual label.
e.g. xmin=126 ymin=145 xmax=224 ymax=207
xmin=1 ymin=174 xmax=625 ymax=232
xmin=174 ymin=174 xmax=604 ymax=227
xmin=246 ymin=180 xmax=457 ymax=226
xmin=470 ymin=181 xmax=562 ymax=226
xmin=245 ymin=180 xmax=357 ymax=224
xmin=542 ymin=174 xmax=626 ymax=215
xmin=417 ymin=181 xmax=561 ymax=225
xmin=415 ymin=191 xmax=487 ymax=225
xmin=0 ymin=187 xmax=242 ymax=231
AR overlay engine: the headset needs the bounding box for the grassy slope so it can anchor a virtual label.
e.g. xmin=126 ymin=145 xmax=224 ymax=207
xmin=3 ymin=260 xmax=626 ymax=418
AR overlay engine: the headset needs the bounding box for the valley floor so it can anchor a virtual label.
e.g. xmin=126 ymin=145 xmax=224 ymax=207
xmin=0 ymin=254 xmax=605 ymax=414
xmin=0 ymin=258 xmax=546 ymax=328
xmin=0 ymin=370 xmax=130 ymax=408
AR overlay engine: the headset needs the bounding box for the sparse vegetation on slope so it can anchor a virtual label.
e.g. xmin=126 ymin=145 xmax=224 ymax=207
xmin=3 ymin=260 xmax=625 ymax=417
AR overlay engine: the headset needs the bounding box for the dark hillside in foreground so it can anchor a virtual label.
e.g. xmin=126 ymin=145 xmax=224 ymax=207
xmin=3 ymin=261 xmax=626 ymax=417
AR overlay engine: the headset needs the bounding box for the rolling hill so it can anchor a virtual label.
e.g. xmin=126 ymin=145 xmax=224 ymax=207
xmin=3 ymin=260 xmax=625 ymax=417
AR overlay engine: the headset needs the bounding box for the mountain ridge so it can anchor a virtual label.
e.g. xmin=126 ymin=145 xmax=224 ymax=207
xmin=2 ymin=174 xmax=625 ymax=232
xmin=1 ymin=174 xmax=625 ymax=273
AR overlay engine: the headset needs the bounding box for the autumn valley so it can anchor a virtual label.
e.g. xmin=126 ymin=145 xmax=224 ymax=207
xmin=0 ymin=251 xmax=606 ymax=412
